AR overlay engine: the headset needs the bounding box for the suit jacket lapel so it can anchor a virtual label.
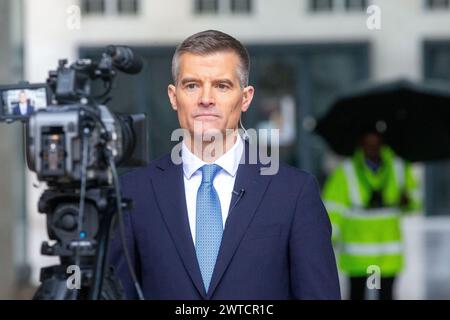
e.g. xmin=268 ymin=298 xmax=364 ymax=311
xmin=151 ymin=155 xmax=207 ymax=298
xmin=206 ymin=142 xmax=272 ymax=298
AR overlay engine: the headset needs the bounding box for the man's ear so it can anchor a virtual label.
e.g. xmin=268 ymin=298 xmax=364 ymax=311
xmin=241 ymin=85 xmax=254 ymax=113
xmin=168 ymin=84 xmax=178 ymax=111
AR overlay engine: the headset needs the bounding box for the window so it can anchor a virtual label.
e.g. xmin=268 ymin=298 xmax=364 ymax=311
xmin=345 ymin=0 xmax=368 ymax=11
xmin=426 ymin=0 xmax=450 ymax=9
xmin=81 ymin=0 xmax=140 ymax=16
xmin=309 ymin=0 xmax=333 ymax=12
xmin=81 ymin=0 xmax=106 ymax=15
xmin=424 ymin=41 xmax=450 ymax=216
xmin=117 ymin=0 xmax=139 ymax=14
xmin=194 ymin=0 xmax=252 ymax=15
xmin=194 ymin=0 xmax=219 ymax=14
xmin=309 ymin=0 xmax=368 ymax=13
xmin=231 ymin=0 xmax=252 ymax=14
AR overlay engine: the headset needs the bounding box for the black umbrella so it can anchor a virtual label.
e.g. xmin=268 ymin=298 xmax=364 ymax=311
xmin=315 ymin=79 xmax=450 ymax=162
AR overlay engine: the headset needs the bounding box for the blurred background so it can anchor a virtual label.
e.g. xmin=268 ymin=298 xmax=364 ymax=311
xmin=0 ymin=0 xmax=449 ymax=299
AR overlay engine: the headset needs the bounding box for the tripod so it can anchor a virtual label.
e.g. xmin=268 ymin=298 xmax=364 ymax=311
xmin=33 ymin=187 xmax=126 ymax=300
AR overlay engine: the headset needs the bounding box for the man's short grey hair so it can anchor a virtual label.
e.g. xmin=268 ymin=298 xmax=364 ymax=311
xmin=172 ymin=30 xmax=250 ymax=88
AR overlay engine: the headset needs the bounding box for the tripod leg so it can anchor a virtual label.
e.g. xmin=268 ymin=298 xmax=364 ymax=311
xmin=100 ymin=267 xmax=126 ymax=300
xmin=33 ymin=276 xmax=78 ymax=300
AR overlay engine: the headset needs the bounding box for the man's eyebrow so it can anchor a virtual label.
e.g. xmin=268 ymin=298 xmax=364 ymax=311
xmin=179 ymin=78 xmax=235 ymax=86
xmin=180 ymin=77 xmax=200 ymax=85
xmin=212 ymin=79 xmax=234 ymax=87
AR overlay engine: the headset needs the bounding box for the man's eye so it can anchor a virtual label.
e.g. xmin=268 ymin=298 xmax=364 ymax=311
xmin=186 ymin=83 xmax=198 ymax=90
xmin=217 ymin=83 xmax=229 ymax=90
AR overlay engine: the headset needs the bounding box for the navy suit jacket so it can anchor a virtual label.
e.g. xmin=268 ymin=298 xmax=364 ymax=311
xmin=12 ymin=103 xmax=34 ymax=116
xmin=109 ymin=142 xmax=341 ymax=300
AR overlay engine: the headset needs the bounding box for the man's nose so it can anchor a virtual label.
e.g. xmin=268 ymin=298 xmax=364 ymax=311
xmin=199 ymin=87 xmax=215 ymax=107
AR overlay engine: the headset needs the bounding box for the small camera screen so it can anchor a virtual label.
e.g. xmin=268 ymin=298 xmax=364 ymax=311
xmin=0 ymin=85 xmax=49 ymax=118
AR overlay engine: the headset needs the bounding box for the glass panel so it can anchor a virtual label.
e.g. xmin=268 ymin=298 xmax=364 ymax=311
xmin=118 ymin=0 xmax=139 ymax=14
xmin=307 ymin=49 xmax=368 ymax=184
xmin=424 ymin=42 xmax=450 ymax=217
xmin=425 ymin=228 xmax=450 ymax=298
xmin=345 ymin=0 xmax=367 ymax=11
xmin=194 ymin=0 xmax=219 ymax=14
xmin=81 ymin=0 xmax=106 ymax=15
xmin=231 ymin=0 xmax=252 ymax=13
xmin=245 ymin=55 xmax=300 ymax=166
xmin=309 ymin=0 xmax=333 ymax=12
xmin=426 ymin=0 xmax=450 ymax=10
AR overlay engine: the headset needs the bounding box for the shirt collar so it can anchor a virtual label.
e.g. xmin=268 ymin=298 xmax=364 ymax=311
xmin=182 ymin=134 xmax=244 ymax=179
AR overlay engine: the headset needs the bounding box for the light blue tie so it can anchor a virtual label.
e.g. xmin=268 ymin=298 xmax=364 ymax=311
xmin=196 ymin=164 xmax=223 ymax=292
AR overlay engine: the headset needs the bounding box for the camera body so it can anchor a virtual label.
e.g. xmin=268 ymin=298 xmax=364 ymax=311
xmin=0 ymin=46 xmax=148 ymax=185
xmin=27 ymin=105 xmax=120 ymax=185
xmin=0 ymin=46 xmax=147 ymax=299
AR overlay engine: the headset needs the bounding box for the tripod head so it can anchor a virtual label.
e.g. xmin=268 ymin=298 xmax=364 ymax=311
xmin=33 ymin=186 xmax=130 ymax=300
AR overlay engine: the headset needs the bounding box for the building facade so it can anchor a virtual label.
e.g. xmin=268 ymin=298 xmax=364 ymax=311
xmin=16 ymin=0 xmax=450 ymax=299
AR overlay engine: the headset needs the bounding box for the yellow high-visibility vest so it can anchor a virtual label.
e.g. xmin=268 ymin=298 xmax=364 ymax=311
xmin=322 ymin=146 xmax=421 ymax=277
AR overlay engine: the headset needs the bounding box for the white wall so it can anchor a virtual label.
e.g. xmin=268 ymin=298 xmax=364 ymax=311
xmin=24 ymin=0 xmax=450 ymax=83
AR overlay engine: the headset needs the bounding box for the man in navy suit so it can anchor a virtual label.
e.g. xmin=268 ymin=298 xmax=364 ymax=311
xmin=109 ymin=30 xmax=340 ymax=300
xmin=12 ymin=91 xmax=34 ymax=115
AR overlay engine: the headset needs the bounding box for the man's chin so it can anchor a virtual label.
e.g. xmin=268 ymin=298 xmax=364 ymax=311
xmin=192 ymin=128 xmax=224 ymax=142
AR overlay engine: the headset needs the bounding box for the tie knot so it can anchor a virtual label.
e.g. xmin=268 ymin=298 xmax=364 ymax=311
xmin=201 ymin=164 xmax=221 ymax=183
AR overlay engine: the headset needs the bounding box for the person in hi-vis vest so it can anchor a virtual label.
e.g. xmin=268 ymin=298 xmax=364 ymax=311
xmin=322 ymin=130 xmax=421 ymax=300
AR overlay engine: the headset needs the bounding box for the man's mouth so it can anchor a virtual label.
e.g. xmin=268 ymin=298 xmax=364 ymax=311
xmin=194 ymin=114 xmax=220 ymax=120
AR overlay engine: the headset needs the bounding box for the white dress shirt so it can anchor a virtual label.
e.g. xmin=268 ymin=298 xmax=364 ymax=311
xmin=182 ymin=135 xmax=244 ymax=245
xmin=19 ymin=102 xmax=28 ymax=115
